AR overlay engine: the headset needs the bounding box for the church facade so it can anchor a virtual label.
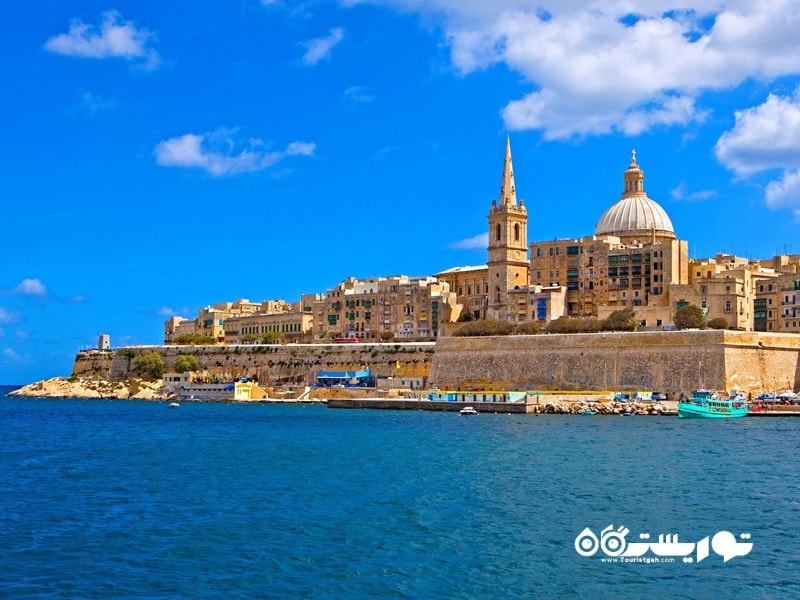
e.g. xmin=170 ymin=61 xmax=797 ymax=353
xmin=439 ymin=139 xmax=701 ymax=329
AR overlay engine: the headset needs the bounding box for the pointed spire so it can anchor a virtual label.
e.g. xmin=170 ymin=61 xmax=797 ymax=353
xmin=499 ymin=135 xmax=517 ymax=206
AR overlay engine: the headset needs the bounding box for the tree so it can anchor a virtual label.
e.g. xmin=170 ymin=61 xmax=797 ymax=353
xmin=174 ymin=354 xmax=200 ymax=373
xmin=457 ymin=311 xmax=474 ymax=322
xmin=262 ymin=331 xmax=285 ymax=344
xmin=174 ymin=333 xmax=216 ymax=345
xmin=707 ymin=317 xmax=728 ymax=330
xmin=577 ymin=317 xmax=603 ymax=333
xmin=453 ymin=318 xmax=513 ymax=337
xmin=603 ymin=307 xmax=637 ymax=332
xmin=132 ymin=351 xmax=165 ymax=380
xmin=380 ymin=331 xmax=395 ymax=341
xmin=547 ymin=317 xmax=580 ymax=334
xmin=674 ymin=304 xmax=705 ymax=330
xmin=514 ymin=321 xmax=542 ymax=335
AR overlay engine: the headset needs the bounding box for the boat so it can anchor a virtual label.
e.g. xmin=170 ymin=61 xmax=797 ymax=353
xmin=168 ymin=402 xmax=180 ymax=408
xmin=459 ymin=406 xmax=479 ymax=415
xmin=677 ymin=390 xmax=748 ymax=418
xmin=580 ymin=410 xmax=597 ymax=415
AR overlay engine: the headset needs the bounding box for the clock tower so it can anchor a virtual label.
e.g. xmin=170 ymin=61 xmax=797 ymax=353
xmin=487 ymin=137 xmax=529 ymax=321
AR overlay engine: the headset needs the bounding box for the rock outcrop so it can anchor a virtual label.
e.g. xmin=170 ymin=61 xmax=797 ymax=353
xmin=9 ymin=377 xmax=168 ymax=400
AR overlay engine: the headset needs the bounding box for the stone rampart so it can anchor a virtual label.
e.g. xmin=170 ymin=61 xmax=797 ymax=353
xmin=428 ymin=330 xmax=800 ymax=398
xmin=75 ymin=331 xmax=800 ymax=398
xmin=104 ymin=342 xmax=435 ymax=383
xmin=71 ymin=351 xmax=115 ymax=377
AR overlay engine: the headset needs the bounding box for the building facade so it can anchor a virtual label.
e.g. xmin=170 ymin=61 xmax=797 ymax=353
xmin=313 ymin=275 xmax=456 ymax=341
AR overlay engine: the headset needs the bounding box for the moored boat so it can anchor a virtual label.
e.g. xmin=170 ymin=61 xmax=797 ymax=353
xmin=677 ymin=390 xmax=748 ymax=418
xmin=459 ymin=406 xmax=479 ymax=415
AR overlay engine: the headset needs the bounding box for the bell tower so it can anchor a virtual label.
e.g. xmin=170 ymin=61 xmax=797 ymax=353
xmin=487 ymin=136 xmax=529 ymax=321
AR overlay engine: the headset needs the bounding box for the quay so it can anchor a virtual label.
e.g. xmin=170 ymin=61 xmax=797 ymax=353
xmin=326 ymin=395 xmax=679 ymax=415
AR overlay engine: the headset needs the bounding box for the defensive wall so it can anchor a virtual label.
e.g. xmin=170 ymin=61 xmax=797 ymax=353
xmin=428 ymin=330 xmax=800 ymax=398
xmin=72 ymin=342 xmax=435 ymax=383
xmin=71 ymin=331 xmax=800 ymax=398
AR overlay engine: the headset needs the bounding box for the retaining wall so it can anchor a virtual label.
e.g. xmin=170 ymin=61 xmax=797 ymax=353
xmin=427 ymin=330 xmax=800 ymax=398
xmin=103 ymin=342 xmax=436 ymax=383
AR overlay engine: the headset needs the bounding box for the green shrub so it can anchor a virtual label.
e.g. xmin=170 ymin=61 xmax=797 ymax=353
xmin=453 ymin=318 xmax=513 ymax=337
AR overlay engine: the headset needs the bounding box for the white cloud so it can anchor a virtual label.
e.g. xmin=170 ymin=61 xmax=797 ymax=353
xmin=154 ymin=128 xmax=316 ymax=176
xmin=0 ymin=308 xmax=15 ymax=324
xmin=448 ymin=232 xmax=488 ymax=249
xmin=670 ymin=181 xmax=718 ymax=202
xmin=285 ymin=141 xmax=317 ymax=156
xmin=2 ymin=348 xmax=20 ymax=362
xmin=13 ymin=278 xmax=47 ymax=296
xmin=344 ymin=85 xmax=375 ymax=103
xmin=765 ymin=170 xmax=800 ymax=217
xmin=714 ymin=87 xmax=800 ymax=217
xmin=348 ymin=1 xmax=800 ymax=139
xmin=44 ymin=10 xmax=160 ymax=69
xmin=715 ymin=89 xmax=800 ymax=176
xmin=302 ymin=27 xmax=344 ymax=65
xmin=78 ymin=91 xmax=117 ymax=114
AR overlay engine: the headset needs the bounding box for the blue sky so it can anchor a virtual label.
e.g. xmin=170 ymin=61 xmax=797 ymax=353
xmin=4 ymin=1 xmax=800 ymax=383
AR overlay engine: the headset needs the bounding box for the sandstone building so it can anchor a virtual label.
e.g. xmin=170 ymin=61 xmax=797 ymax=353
xmin=312 ymin=275 xmax=457 ymax=341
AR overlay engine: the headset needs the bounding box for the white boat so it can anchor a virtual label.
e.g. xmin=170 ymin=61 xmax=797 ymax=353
xmin=168 ymin=402 xmax=180 ymax=408
xmin=459 ymin=406 xmax=479 ymax=415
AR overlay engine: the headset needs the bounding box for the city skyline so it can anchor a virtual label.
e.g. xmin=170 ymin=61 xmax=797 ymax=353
xmin=4 ymin=1 xmax=800 ymax=383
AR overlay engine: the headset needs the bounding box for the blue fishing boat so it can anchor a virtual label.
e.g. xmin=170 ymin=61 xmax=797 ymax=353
xmin=677 ymin=390 xmax=748 ymax=418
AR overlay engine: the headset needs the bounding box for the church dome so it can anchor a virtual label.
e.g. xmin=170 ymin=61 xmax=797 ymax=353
xmin=594 ymin=151 xmax=675 ymax=238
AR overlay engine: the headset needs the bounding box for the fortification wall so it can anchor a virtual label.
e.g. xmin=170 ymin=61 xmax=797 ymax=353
xmin=428 ymin=330 xmax=800 ymax=398
xmin=72 ymin=351 xmax=115 ymax=377
xmin=105 ymin=342 xmax=436 ymax=383
xmin=76 ymin=331 xmax=800 ymax=398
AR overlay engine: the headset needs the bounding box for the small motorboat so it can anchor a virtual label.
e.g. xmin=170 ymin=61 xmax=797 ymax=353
xmin=580 ymin=410 xmax=597 ymax=416
xmin=167 ymin=402 xmax=180 ymax=408
xmin=459 ymin=406 xmax=479 ymax=415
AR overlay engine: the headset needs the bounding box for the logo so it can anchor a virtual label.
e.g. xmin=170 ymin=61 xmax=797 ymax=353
xmin=575 ymin=525 xmax=753 ymax=564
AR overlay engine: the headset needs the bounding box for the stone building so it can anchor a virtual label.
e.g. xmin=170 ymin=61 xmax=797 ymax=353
xmin=487 ymin=137 xmax=529 ymax=321
xmin=313 ymin=275 xmax=456 ymax=341
xmin=438 ymin=142 xmax=692 ymax=328
xmin=529 ymin=151 xmax=690 ymax=327
xmin=223 ymin=310 xmax=315 ymax=344
xmin=164 ymin=299 xmax=293 ymax=343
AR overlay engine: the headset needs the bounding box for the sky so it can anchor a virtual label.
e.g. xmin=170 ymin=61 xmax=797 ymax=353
xmin=4 ymin=0 xmax=800 ymax=383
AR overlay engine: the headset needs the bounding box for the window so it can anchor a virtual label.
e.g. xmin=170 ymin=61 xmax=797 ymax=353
xmin=496 ymin=224 xmax=501 ymax=241
xmin=514 ymin=223 xmax=520 ymax=242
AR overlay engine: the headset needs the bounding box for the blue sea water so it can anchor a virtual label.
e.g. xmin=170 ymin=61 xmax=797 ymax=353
xmin=1 ymin=386 xmax=799 ymax=599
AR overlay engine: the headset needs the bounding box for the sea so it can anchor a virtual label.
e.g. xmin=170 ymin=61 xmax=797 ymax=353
xmin=1 ymin=385 xmax=799 ymax=599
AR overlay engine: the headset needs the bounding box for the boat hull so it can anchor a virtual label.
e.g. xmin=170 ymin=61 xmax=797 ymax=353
xmin=677 ymin=402 xmax=748 ymax=418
